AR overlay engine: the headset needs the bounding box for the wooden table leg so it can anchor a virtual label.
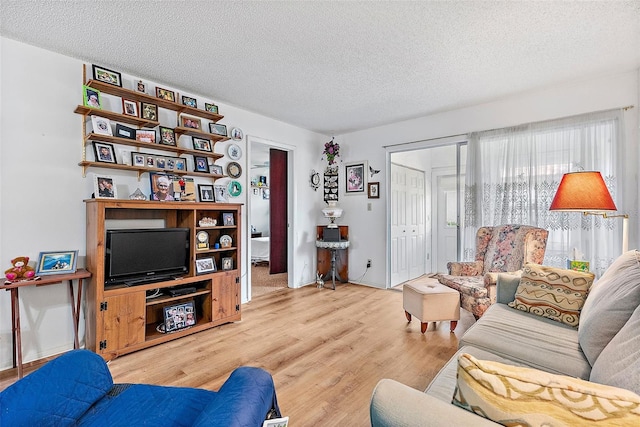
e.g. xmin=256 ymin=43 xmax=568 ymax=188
xmin=10 ymin=287 xmax=23 ymax=378
xmin=68 ymin=280 xmax=79 ymax=349
xmin=75 ymin=279 xmax=83 ymax=347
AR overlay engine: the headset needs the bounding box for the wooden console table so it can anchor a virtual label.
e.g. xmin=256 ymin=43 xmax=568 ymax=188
xmin=1 ymin=269 xmax=91 ymax=378
xmin=316 ymin=225 xmax=349 ymax=288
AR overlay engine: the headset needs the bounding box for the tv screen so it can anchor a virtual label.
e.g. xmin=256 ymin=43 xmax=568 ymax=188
xmin=105 ymin=228 xmax=190 ymax=286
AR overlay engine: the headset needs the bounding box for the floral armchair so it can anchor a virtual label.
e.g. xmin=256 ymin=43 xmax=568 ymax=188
xmin=437 ymin=224 xmax=548 ymax=319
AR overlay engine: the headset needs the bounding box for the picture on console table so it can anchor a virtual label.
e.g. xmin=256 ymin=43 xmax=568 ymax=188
xmin=149 ymin=172 xmax=175 ymax=201
xmin=35 ymin=250 xmax=78 ymax=275
xmin=94 ymin=174 xmax=117 ymax=199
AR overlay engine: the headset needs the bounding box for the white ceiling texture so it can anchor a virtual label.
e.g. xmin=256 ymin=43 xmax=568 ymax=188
xmin=2 ymin=1 xmax=639 ymax=135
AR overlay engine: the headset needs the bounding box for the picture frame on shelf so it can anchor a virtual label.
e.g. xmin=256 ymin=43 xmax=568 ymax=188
xmin=83 ymin=85 xmax=102 ymax=109
xmin=209 ymin=123 xmax=227 ymax=136
xmin=192 ymin=136 xmax=212 ymax=152
xmin=91 ymin=116 xmax=112 ymax=136
xmin=195 ymin=257 xmax=216 ymax=275
xmin=115 ymin=123 xmax=136 ymax=140
xmin=149 ymin=172 xmax=175 ymax=201
xmin=35 ymin=250 xmax=79 ymax=276
xmin=205 ymin=103 xmax=218 ymax=114
xmin=221 ymin=257 xmax=233 ymax=271
xmin=198 ymin=184 xmax=215 ymax=202
xmin=92 ymin=141 xmax=117 ymax=164
xmin=163 ymin=301 xmax=196 ymax=332
xmin=93 ymin=174 xmax=117 ymax=199
xmin=132 ymin=153 xmax=145 ymax=167
xmin=172 ymin=176 xmax=196 ymax=202
xmin=262 ymin=188 xmax=270 ymax=200
xmin=175 ymin=158 xmax=186 ymax=171
xmin=159 ymin=126 xmax=177 ymax=146
xmin=210 ymin=164 xmax=223 ymax=175
xmin=182 ymin=96 xmax=197 ymax=108
xmin=92 ymin=64 xmax=122 ymax=87
xmin=166 ymin=158 xmax=175 ymax=170
xmin=118 ymin=148 xmax=131 ymax=165
xmin=122 ymin=99 xmax=138 ymax=117
xmin=368 ymin=182 xmax=380 ymax=199
xmin=213 ymin=185 xmax=228 ymax=202
xmin=156 ymin=86 xmax=176 ymax=102
xmin=345 ymin=161 xmax=367 ymax=194
xmin=136 ymin=129 xmax=156 ymax=144
xmin=156 ymin=157 xmax=166 ymax=169
xmin=146 ymin=155 xmax=155 ymax=168
xmin=194 ymin=155 xmax=209 ymax=173
xmin=135 ymin=79 xmax=147 ymax=94
xmin=180 ymin=115 xmax=202 ymax=130
xmin=222 ymin=212 xmax=235 ymax=226
xmin=140 ymin=102 xmax=158 ymax=121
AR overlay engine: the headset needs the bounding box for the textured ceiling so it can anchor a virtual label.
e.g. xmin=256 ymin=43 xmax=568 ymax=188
xmin=2 ymin=1 xmax=639 ymax=135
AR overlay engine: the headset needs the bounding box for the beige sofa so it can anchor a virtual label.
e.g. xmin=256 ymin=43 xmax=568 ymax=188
xmin=371 ymin=251 xmax=640 ymax=426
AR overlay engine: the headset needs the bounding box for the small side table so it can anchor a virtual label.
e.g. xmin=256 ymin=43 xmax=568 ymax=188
xmin=315 ymin=240 xmax=350 ymax=290
xmin=1 ymin=268 xmax=91 ymax=378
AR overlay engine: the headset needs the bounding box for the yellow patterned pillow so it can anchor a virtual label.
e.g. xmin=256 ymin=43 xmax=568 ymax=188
xmin=453 ymin=353 xmax=640 ymax=426
xmin=508 ymin=264 xmax=594 ymax=326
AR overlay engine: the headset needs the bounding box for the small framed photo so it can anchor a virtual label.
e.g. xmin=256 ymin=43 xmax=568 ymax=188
xmin=195 ymin=257 xmax=216 ymax=274
xmin=132 ymin=153 xmax=146 ymax=167
xmin=141 ymin=102 xmax=158 ymax=121
xmin=94 ymin=175 xmax=117 ymax=199
xmin=214 ymin=185 xmax=228 ymax=202
xmin=115 ymin=123 xmax=136 ymax=140
xmin=205 ymin=103 xmax=218 ymax=114
xmin=91 ymin=116 xmax=112 ymax=135
xmin=159 ymin=126 xmax=177 ymax=146
xmin=146 ymin=155 xmax=156 ymax=167
xmin=35 ymin=250 xmax=79 ymax=275
xmin=194 ymin=156 xmax=210 ymax=173
xmin=92 ymin=64 xmax=122 ymax=87
xmin=180 ymin=115 xmax=202 ymax=130
xmin=175 ymin=158 xmax=186 ymax=171
xmin=182 ymin=96 xmax=197 ymax=108
xmin=345 ymin=161 xmax=366 ymax=194
xmin=210 ymin=164 xmax=223 ymax=175
xmin=192 ymin=136 xmax=212 ymax=152
xmin=83 ymin=85 xmax=102 ymax=109
xmin=93 ymin=142 xmax=117 ymax=164
xmin=163 ymin=301 xmax=196 ymax=332
xmin=156 ymin=157 xmax=166 ymax=169
xmin=221 ymin=257 xmax=233 ymax=271
xmin=222 ymin=212 xmax=235 ymax=226
xmin=262 ymin=188 xmax=270 ymax=200
xmin=368 ymin=182 xmax=380 ymax=199
xmin=135 ymin=80 xmax=147 ymax=93
xmin=122 ymin=99 xmax=138 ymax=117
xmin=136 ymin=129 xmax=156 ymax=144
xmin=156 ymin=86 xmax=176 ymax=102
xmin=198 ymin=184 xmax=215 ymax=202
xmin=209 ymin=123 xmax=227 ymax=136
xmin=166 ymin=157 xmax=176 ymax=170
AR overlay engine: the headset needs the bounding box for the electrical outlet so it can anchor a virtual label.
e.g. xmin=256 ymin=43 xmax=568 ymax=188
xmin=367 ymin=259 xmax=372 ymax=268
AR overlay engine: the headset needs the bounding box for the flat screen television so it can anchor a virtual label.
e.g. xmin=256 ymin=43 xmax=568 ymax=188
xmin=105 ymin=228 xmax=190 ymax=287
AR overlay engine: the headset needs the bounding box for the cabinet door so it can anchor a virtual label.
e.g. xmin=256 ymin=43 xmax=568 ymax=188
xmin=212 ymin=271 xmax=240 ymax=323
xmin=101 ymin=292 xmax=146 ymax=354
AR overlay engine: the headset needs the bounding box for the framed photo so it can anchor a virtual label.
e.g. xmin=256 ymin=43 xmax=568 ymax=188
xmin=92 ymin=64 xmax=122 ymax=87
xmin=91 ymin=116 xmax=112 ymax=135
xmin=180 ymin=115 xmax=202 ymax=130
xmin=171 ymin=176 xmax=196 ymax=202
xmin=115 ymin=123 xmax=136 ymax=140
xmin=166 ymin=157 xmax=176 ymax=170
xmin=214 ymin=185 xmax=228 ymax=202
xmin=210 ymin=164 xmax=223 ymax=175
xmin=263 ymin=188 xmax=270 ymax=200
xmin=163 ymin=301 xmax=196 ymax=333
xmin=195 ymin=257 xmax=216 ymax=275
xmin=182 ymin=96 xmax=197 ymax=108
xmin=156 ymin=157 xmax=166 ymax=169
xmin=35 ymin=250 xmax=78 ymax=275
xmin=149 ymin=172 xmax=175 ymax=201
xmin=156 ymin=86 xmax=176 ymax=102
xmin=83 ymin=85 xmax=101 ymax=109
xmin=93 ymin=142 xmax=117 ymax=164
xmin=175 ymin=158 xmax=186 ymax=171
xmin=262 ymin=417 xmax=289 ymax=427
xmin=222 ymin=212 xmax=235 ymax=226
xmin=345 ymin=161 xmax=367 ymax=194
xmin=159 ymin=126 xmax=177 ymax=146
xmin=192 ymin=136 xmax=212 ymax=152
xmin=135 ymin=79 xmax=147 ymax=93
xmin=368 ymin=182 xmax=380 ymax=199
xmin=132 ymin=153 xmax=145 ymax=167
xmin=194 ymin=155 xmax=209 ymax=173
xmin=146 ymin=155 xmax=156 ymax=167
xmin=122 ymin=99 xmax=138 ymax=117
xmin=94 ymin=174 xmax=117 ymax=199
xmin=141 ymin=102 xmax=158 ymax=121
xmin=205 ymin=103 xmax=218 ymax=113
xmin=221 ymin=257 xmax=233 ymax=271
xmin=198 ymin=184 xmax=215 ymax=202
xmin=209 ymin=123 xmax=227 ymax=136
xmin=136 ymin=129 xmax=156 ymax=144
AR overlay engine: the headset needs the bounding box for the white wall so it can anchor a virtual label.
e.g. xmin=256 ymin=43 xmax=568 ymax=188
xmin=0 ymin=37 xmax=327 ymax=369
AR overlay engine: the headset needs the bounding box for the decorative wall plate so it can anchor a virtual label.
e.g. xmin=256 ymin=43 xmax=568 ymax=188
xmin=227 ymin=161 xmax=242 ymax=178
xmin=230 ymin=127 xmax=243 ymax=141
xmin=228 ymin=180 xmax=242 ymax=197
xmin=227 ymin=143 xmax=242 ymax=160
xmin=219 ymin=234 xmax=232 ymax=248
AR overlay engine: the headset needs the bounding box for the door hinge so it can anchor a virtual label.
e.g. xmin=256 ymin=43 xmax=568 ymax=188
xmin=236 ymin=304 xmax=240 ymax=312
xmin=99 ymin=340 xmax=107 ymax=350
xmin=235 ymin=276 xmax=239 ymax=284
xmin=100 ymin=301 xmax=108 ymax=311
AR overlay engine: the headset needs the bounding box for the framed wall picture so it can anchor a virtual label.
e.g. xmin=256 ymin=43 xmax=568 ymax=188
xmin=195 ymin=257 xmax=216 ymax=274
xmin=345 ymin=161 xmax=367 ymax=195
xmin=198 ymin=184 xmax=215 ymax=202
xmin=141 ymin=102 xmax=158 ymax=121
xmin=136 ymin=129 xmax=156 ymax=144
xmin=94 ymin=174 xmax=117 ymax=199
xmin=156 ymin=157 xmax=166 ymax=169
xmin=368 ymin=182 xmax=380 ymax=199
xmin=214 ymin=185 xmax=228 ymax=202
xmin=83 ymin=85 xmax=101 ymax=109
xmin=145 ymin=155 xmax=155 ymax=167
xmin=194 ymin=155 xmax=209 ymax=173
xmin=92 ymin=64 xmax=122 ymax=87
xmin=175 ymin=158 xmax=186 ymax=171
xmin=209 ymin=123 xmax=227 ymax=136
xmin=159 ymin=126 xmax=177 ymax=146
xmin=91 ymin=116 xmax=112 ymax=135
xmin=132 ymin=153 xmax=145 ymax=167
xmin=156 ymin=86 xmax=176 ymax=102
xmin=210 ymin=164 xmax=223 ymax=175
xmin=205 ymin=103 xmax=218 ymax=113
xmin=180 ymin=115 xmax=202 ymax=130
xmin=192 ymin=136 xmax=212 ymax=152
xmin=222 ymin=212 xmax=235 ymax=226
xmin=182 ymin=96 xmax=197 ymax=108
xmin=35 ymin=250 xmax=79 ymax=275
xmin=149 ymin=172 xmax=174 ymax=201
xmin=122 ymin=99 xmax=138 ymax=117
xmin=135 ymin=79 xmax=147 ymax=94
xmin=93 ymin=141 xmax=117 ymax=164
xmin=115 ymin=123 xmax=136 ymax=140
xmin=221 ymin=257 xmax=233 ymax=271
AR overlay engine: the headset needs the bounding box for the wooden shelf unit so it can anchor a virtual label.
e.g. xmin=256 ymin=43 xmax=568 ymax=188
xmin=85 ymin=199 xmax=242 ymax=361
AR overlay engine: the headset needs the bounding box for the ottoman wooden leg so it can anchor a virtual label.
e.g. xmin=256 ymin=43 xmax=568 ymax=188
xmin=450 ymin=321 xmax=458 ymax=332
xmin=420 ymin=322 xmax=428 ymax=333
xmin=405 ymin=311 xmax=412 ymax=322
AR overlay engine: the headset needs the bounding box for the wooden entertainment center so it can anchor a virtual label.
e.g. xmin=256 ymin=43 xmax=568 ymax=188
xmin=85 ymin=199 xmax=242 ymax=360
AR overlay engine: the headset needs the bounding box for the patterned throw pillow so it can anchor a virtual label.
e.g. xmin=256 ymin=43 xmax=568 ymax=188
xmin=508 ymin=264 xmax=594 ymax=326
xmin=453 ymin=353 xmax=640 ymax=425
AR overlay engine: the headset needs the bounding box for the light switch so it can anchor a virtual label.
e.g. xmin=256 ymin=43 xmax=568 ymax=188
xmin=367 ymin=203 xmax=372 ymax=211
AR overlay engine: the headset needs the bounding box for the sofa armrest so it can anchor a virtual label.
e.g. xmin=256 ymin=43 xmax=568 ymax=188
xmin=447 ymin=261 xmax=484 ymax=276
xmin=495 ymin=273 xmax=522 ymax=304
xmin=370 ymin=379 xmax=498 ymax=427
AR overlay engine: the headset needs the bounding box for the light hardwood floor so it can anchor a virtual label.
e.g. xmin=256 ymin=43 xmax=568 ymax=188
xmin=1 ymin=284 xmax=474 ymax=425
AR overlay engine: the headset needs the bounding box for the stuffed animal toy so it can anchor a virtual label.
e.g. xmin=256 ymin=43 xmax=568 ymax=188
xmin=4 ymin=256 xmax=36 ymax=281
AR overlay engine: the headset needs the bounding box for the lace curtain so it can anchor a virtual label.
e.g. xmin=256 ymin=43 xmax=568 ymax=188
xmin=464 ymin=109 xmax=625 ymax=276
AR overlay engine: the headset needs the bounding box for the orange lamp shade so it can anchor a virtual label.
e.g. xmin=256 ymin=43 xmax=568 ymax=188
xmin=549 ymin=171 xmax=617 ymax=212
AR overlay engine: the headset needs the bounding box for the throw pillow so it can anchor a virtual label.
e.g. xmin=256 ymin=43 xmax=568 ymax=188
xmin=508 ymin=263 xmax=594 ymax=326
xmin=452 ymin=353 xmax=640 ymax=426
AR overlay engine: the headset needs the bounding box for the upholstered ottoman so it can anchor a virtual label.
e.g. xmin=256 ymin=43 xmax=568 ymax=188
xmin=403 ymin=280 xmax=460 ymax=333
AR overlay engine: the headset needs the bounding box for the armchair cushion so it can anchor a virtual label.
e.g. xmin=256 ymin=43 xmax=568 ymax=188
xmin=447 ymin=261 xmax=484 ymax=276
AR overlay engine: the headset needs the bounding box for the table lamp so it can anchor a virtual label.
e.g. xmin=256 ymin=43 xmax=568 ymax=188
xmin=322 ymin=200 xmax=343 ymax=228
xmin=549 ymin=171 xmax=628 ymax=253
